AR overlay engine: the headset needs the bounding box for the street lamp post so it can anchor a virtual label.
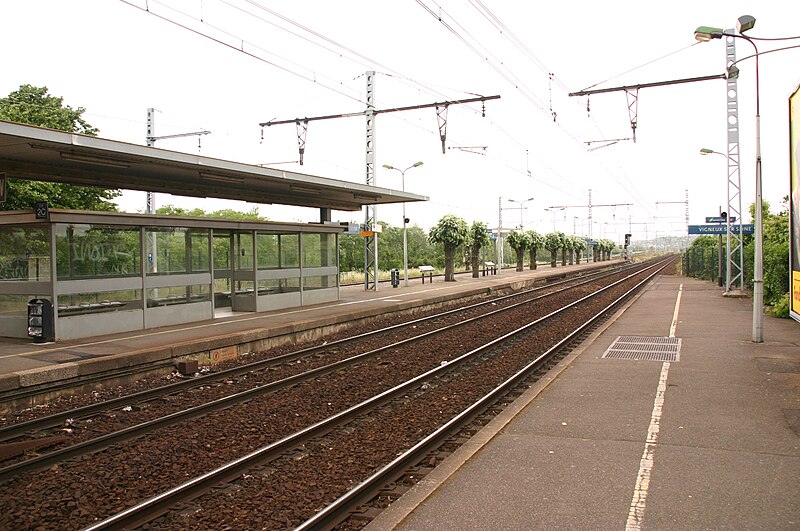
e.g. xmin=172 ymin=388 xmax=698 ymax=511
xmin=544 ymin=207 xmax=565 ymax=231
xmin=507 ymin=197 xmax=534 ymax=229
xmin=383 ymin=161 xmax=424 ymax=287
xmin=695 ymin=16 xmax=764 ymax=342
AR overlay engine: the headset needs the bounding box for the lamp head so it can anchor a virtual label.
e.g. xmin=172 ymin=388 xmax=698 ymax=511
xmin=382 ymin=164 xmax=395 ymax=170
xmin=694 ymin=25 xmax=725 ymax=42
xmin=412 ymin=161 xmax=424 ymax=168
xmin=737 ymin=15 xmax=756 ymax=34
xmin=700 ymin=148 xmax=714 ymax=155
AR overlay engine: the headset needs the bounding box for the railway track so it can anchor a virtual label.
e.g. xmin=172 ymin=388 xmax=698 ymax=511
xmin=0 ymin=256 xmax=676 ymax=530
xmin=0 ymin=262 xmax=616 ymax=414
xmin=0 ymin=262 xmax=634 ymax=474
xmin=0 ymin=262 xmax=630 ymax=443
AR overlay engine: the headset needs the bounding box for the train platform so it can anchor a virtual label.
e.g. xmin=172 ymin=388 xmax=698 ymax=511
xmin=0 ymin=260 xmax=613 ymax=402
xmin=366 ymin=274 xmax=800 ymax=530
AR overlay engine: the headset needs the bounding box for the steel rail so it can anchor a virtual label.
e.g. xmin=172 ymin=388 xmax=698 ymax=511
xmin=296 ymin=256 xmax=676 ymax=529
xmin=0 ymin=261 xmax=635 ymax=482
xmin=81 ymin=259 xmax=669 ymax=531
xmin=0 ymin=262 xmax=627 ymax=442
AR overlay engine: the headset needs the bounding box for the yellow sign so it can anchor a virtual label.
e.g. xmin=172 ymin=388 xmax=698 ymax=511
xmin=359 ymin=230 xmax=374 ymax=237
xmin=793 ymin=271 xmax=800 ymax=317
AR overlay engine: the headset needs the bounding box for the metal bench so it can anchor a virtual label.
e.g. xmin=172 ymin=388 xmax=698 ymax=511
xmin=419 ymin=265 xmax=435 ymax=284
xmin=483 ymin=261 xmax=497 ymax=276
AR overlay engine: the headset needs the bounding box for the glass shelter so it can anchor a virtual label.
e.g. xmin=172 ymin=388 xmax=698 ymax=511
xmin=0 ymin=210 xmax=343 ymax=340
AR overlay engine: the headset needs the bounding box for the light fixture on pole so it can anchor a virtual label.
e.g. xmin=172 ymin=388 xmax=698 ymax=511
xmin=383 ymin=161 xmax=424 ymax=287
xmin=695 ymin=15 xmax=764 ymax=342
xmin=507 ymin=197 xmax=534 ymax=229
xmin=544 ymin=207 xmax=565 ymax=231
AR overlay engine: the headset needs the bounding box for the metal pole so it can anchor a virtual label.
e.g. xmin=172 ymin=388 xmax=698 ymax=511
xmin=383 ymin=162 xmax=422 ymax=287
xmin=364 ymin=72 xmax=378 ymax=291
xmin=753 ymin=49 xmax=763 ymax=342
xmin=498 ymin=197 xmax=503 ymax=271
xmin=718 ymin=207 xmax=724 ymax=287
xmin=736 ymin=35 xmax=763 ymax=342
xmin=402 ymin=171 xmax=409 ymax=287
xmin=724 ymin=31 xmax=743 ymax=292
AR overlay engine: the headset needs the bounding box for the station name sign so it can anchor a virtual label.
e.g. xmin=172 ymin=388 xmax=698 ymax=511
xmin=688 ymin=224 xmax=754 ymax=235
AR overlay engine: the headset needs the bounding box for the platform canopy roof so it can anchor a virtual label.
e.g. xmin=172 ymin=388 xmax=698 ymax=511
xmin=0 ymin=120 xmax=428 ymax=212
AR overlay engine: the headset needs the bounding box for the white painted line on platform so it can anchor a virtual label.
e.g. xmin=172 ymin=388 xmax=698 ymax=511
xmin=626 ymin=283 xmax=682 ymax=530
xmin=669 ymin=283 xmax=683 ymax=338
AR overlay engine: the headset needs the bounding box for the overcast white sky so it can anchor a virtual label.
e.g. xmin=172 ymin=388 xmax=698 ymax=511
xmin=2 ymin=0 xmax=799 ymax=243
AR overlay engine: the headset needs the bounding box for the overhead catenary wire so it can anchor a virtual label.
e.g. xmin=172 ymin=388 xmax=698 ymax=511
xmin=120 ymin=0 xmax=366 ymax=106
xmin=120 ymin=0 xmax=599 ymax=192
xmin=115 ymin=0 xmax=666 ymax=225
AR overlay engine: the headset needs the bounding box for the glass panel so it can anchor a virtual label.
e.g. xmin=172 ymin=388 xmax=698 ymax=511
xmin=190 ymin=231 xmax=210 ymax=272
xmin=146 ymin=227 xmax=209 ymax=275
xmin=234 ymin=280 xmax=255 ymax=295
xmin=325 ymin=233 xmax=337 ymax=267
xmin=235 ymin=232 xmax=254 ymax=271
xmin=0 ymin=294 xmax=50 ymax=317
xmin=257 ymin=233 xmax=279 ymax=269
xmin=302 ymin=274 xmax=337 ymax=290
xmin=55 ymin=224 xmax=140 ymax=279
xmin=212 ymin=231 xmax=232 ymax=309
xmin=213 ymin=232 xmax=232 ymax=270
xmin=57 ymin=290 xmax=143 ymax=316
xmin=301 ymin=233 xmax=335 ymax=268
xmin=280 ymin=234 xmax=299 ymax=269
xmin=257 ymin=278 xmax=300 ymax=294
xmin=0 ymin=225 xmax=51 ymax=281
xmin=147 ymin=285 xmax=210 ymax=308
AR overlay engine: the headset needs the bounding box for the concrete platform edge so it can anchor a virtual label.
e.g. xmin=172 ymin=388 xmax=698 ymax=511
xmin=0 ymin=278 xmax=514 ymax=403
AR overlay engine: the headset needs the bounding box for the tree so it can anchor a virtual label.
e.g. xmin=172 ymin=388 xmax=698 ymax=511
xmin=157 ymin=205 xmax=265 ymax=220
xmin=0 ymin=84 xmax=120 ymax=211
xmin=685 ymin=235 xmax=719 ymax=281
xmin=572 ymin=236 xmax=587 ymax=264
xmin=507 ymin=230 xmax=531 ymax=272
xmin=429 ymin=214 xmax=468 ymax=281
xmin=544 ymin=232 xmax=562 ymax=267
xmin=468 ymin=221 xmax=491 ymax=278
xmin=744 ymin=199 xmax=790 ymax=310
xmin=563 ymin=234 xmax=574 ymax=265
xmin=375 ymin=222 xmax=403 ymax=270
xmin=526 ymin=230 xmax=544 ymax=270
xmin=338 ymin=234 xmax=363 ymax=272
xmin=407 ymin=225 xmax=439 ymax=269
xmin=599 ymin=239 xmax=615 ymax=260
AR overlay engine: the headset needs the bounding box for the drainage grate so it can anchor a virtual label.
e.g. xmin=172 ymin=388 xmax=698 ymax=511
xmin=602 ymin=336 xmax=681 ymax=362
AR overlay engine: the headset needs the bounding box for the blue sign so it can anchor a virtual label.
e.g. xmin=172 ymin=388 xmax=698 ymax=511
xmin=705 ymin=216 xmax=737 ymax=223
xmin=688 ymin=224 xmax=754 ymax=235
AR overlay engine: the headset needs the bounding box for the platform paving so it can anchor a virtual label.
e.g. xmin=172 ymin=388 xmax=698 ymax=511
xmin=366 ymin=275 xmax=800 ymax=531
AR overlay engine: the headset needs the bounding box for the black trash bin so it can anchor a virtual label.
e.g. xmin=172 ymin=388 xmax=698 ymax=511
xmin=390 ymin=268 xmax=400 ymax=288
xmin=27 ymin=298 xmax=54 ymax=343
